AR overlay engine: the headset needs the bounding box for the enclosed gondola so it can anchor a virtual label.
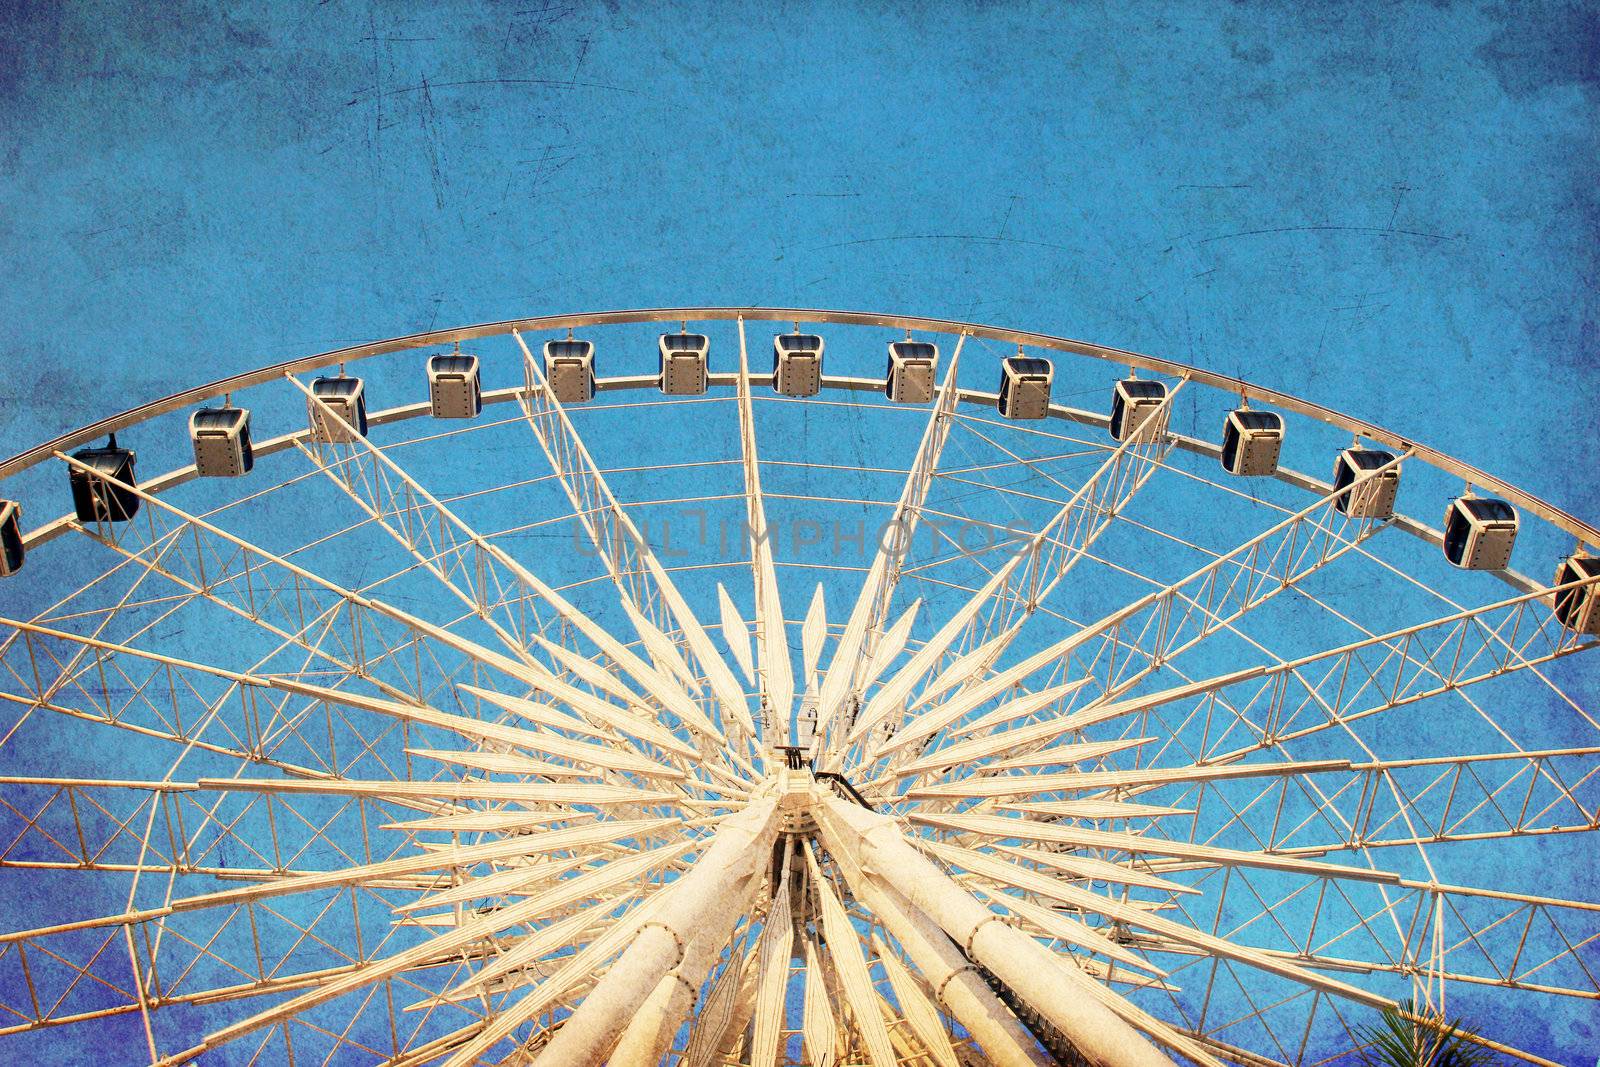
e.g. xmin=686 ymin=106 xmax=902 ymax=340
xmin=1109 ymin=378 xmax=1169 ymax=443
xmin=189 ymin=406 xmax=254 ymax=477
xmin=308 ymin=376 xmax=368 ymax=442
xmin=658 ymin=333 xmax=709 ymax=396
xmin=1220 ymin=409 xmax=1283 ymax=477
xmin=998 ymin=356 xmax=1053 ymax=419
xmin=544 ymin=339 xmax=596 ymax=404
xmin=1332 ymin=448 xmax=1400 ymax=519
xmin=0 ymin=500 xmax=22 ymax=577
xmin=1443 ymin=496 xmax=1518 ymax=570
xmin=1554 ymin=555 xmax=1600 ymax=634
xmin=793 ymin=694 xmax=819 ymax=751
xmin=773 ymin=332 xmax=824 ymax=397
xmin=885 ymin=340 xmax=938 ymax=403
xmin=69 ymin=436 xmax=140 ymax=523
xmin=428 ymin=353 xmax=482 ymax=419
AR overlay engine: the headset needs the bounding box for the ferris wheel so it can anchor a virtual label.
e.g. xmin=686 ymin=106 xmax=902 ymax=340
xmin=0 ymin=308 xmax=1594 ymax=1067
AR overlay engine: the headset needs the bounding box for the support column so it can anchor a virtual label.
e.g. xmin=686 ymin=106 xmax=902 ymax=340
xmin=845 ymin=868 xmax=1053 ymax=1067
xmin=609 ymin=867 xmax=762 ymax=1065
xmin=533 ymin=797 xmax=779 ymax=1067
xmin=815 ymin=794 xmax=1177 ymax=1067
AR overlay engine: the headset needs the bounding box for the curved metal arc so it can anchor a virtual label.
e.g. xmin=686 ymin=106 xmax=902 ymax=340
xmin=13 ymin=374 xmax=1541 ymax=600
xmin=4 ymin=306 xmax=1591 ymax=548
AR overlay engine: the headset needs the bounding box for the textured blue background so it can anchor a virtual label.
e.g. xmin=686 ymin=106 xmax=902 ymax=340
xmin=0 ymin=0 xmax=1596 ymax=1061
xmin=1 ymin=0 xmax=1595 ymax=518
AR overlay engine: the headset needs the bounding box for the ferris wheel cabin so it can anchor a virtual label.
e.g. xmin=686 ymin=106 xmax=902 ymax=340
xmin=1443 ymin=496 xmax=1518 ymax=570
xmin=544 ymin=339 xmax=596 ymax=404
xmin=68 ymin=438 xmax=140 ymax=523
xmin=793 ymin=696 xmax=819 ymax=751
xmin=998 ymin=356 xmax=1053 ymax=419
xmin=1221 ymin=409 xmax=1284 ymax=477
xmin=0 ymin=500 xmax=22 ymax=577
xmin=1109 ymin=378 xmax=1169 ymax=443
xmin=189 ymin=407 xmax=254 ymax=477
xmin=308 ymin=376 xmax=368 ymax=442
xmin=427 ymin=354 xmax=482 ymax=419
xmin=1554 ymin=556 xmax=1600 ymax=634
xmin=1332 ymin=448 xmax=1400 ymax=520
xmin=658 ymin=333 xmax=709 ymax=396
xmin=885 ymin=341 xmax=938 ymax=403
xmin=773 ymin=333 xmax=824 ymax=396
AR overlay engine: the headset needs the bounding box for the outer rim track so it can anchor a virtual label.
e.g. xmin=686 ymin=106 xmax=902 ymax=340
xmin=3 ymin=307 xmax=1592 ymax=550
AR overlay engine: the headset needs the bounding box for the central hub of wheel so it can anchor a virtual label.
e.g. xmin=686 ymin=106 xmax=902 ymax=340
xmin=774 ymin=756 xmax=820 ymax=836
xmin=768 ymin=748 xmax=871 ymax=839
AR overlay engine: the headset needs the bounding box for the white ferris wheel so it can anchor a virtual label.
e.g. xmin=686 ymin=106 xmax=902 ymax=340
xmin=0 ymin=308 xmax=1594 ymax=1067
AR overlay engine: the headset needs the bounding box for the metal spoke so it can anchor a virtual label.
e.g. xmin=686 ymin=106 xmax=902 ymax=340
xmin=736 ymin=318 xmax=795 ymax=742
xmin=512 ymin=329 xmax=759 ymax=752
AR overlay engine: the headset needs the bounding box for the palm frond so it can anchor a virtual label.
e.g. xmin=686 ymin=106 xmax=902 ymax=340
xmin=1355 ymin=1000 xmax=1498 ymax=1067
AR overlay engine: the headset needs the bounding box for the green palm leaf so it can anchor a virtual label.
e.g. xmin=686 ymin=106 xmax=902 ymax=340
xmin=1355 ymin=1000 xmax=1498 ymax=1067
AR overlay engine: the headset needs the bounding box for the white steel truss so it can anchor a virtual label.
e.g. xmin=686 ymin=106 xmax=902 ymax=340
xmin=0 ymin=312 xmax=1593 ymax=1067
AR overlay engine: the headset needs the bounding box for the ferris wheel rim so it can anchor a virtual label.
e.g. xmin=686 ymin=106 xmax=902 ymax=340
xmin=2 ymin=305 xmax=1593 ymax=550
xmin=14 ymin=370 xmax=1543 ymax=598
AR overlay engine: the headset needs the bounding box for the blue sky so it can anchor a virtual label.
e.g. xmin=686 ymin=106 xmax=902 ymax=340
xmin=1 ymin=0 xmax=1594 ymax=516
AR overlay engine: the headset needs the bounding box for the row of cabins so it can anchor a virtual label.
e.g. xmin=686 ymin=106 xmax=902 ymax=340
xmin=0 ymin=333 xmax=1589 ymax=631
